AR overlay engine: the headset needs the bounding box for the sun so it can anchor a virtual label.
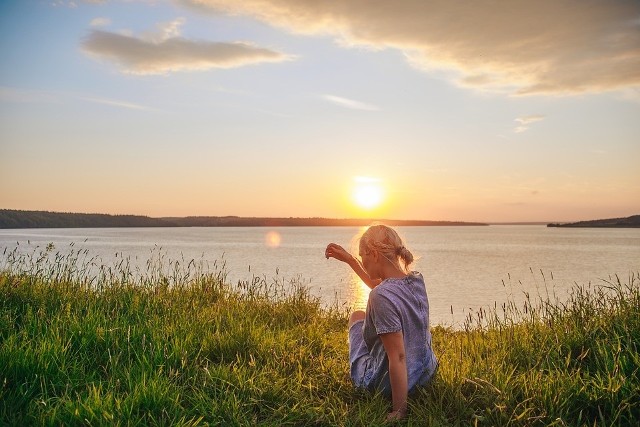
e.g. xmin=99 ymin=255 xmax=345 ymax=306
xmin=352 ymin=177 xmax=384 ymax=210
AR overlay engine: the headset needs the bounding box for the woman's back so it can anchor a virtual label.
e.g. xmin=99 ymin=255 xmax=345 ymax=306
xmin=362 ymin=272 xmax=438 ymax=394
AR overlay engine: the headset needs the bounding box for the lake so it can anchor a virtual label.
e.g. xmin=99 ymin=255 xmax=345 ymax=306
xmin=1 ymin=226 xmax=638 ymax=326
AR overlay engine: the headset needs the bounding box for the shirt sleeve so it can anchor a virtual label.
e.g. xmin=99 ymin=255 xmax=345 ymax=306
xmin=369 ymin=289 xmax=402 ymax=335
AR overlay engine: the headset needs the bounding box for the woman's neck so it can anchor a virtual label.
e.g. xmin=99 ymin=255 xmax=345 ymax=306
xmin=378 ymin=263 xmax=408 ymax=281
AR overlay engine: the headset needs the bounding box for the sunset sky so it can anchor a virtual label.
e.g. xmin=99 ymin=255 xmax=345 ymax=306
xmin=1 ymin=0 xmax=639 ymax=222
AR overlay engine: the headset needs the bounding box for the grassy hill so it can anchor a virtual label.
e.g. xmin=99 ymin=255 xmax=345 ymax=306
xmin=1 ymin=248 xmax=638 ymax=425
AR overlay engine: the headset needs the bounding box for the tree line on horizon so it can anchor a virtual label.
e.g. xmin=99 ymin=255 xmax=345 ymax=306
xmin=547 ymin=215 xmax=640 ymax=228
xmin=0 ymin=209 xmax=487 ymax=229
xmin=0 ymin=209 xmax=171 ymax=229
xmin=3 ymin=209 xmax=638 ymax=229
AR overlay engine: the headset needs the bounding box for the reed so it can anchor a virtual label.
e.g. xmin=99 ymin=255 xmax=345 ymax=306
xmin=1 ymin=245 xmax=638 ymax=426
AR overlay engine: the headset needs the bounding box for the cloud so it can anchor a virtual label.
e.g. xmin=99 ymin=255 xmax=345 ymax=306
xmin=81 ymin=18 xmax=292 ymax=75
xmin=90 ymin=17 xmax=111 ymax=27
xmin=52 ymin=0 xmax=106 ymax=6
xmin=0 ymin=86 xmax=58 ymax=103
xmin=0 ymin=86 xmax=157 ymax=112
xmin=619 ymin=87 xmax=640 ymax=104
xmin=515 ymin=115 xmax=545 ymax=125
xmin=78 ymin=96 xmax=157 ymax=111
xmin=177 ymin=0 xmax=640 ymax=95
xmin=321 ymin=94 xmax=379 ymax=111
xmin=514 ymin=114 xmax=545 ymax=133
xmin=140 ymin=17 xmax=186 ymax=43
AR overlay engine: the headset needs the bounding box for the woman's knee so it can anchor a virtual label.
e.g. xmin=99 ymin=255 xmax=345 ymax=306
xmin=349 ymin=310 xmax=365 ymax=329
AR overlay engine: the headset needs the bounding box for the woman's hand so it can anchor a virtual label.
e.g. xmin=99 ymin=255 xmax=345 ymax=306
xmin=325 ymin=243 xmax=381 ymax=289
xmin=325 ymin=243 xmax=353 ymax=264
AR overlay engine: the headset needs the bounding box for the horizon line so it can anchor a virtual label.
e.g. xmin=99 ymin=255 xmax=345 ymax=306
xmin=3 ymin=207 xmax=630 ymax=225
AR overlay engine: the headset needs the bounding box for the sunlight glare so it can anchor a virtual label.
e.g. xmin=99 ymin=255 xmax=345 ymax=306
xmin=351 ymin=275 xmax=371 ymax=310
xmin=352 ymin=177 xmax=384 ymax=210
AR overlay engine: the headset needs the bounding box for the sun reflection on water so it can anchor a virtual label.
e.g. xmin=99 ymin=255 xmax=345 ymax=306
xmin=346 ymin=226 xmax=371 ymax=310
xmin=350 ymin=273 xmax=370 ymax=311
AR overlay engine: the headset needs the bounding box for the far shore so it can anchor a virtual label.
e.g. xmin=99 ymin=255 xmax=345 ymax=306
xmin=0 ymin=209 xmax=488 ymax=229
xmin=3 ymin=209 xmax=638 ymax=229
xmin=547 ymin=214 xmax=640 ymax=228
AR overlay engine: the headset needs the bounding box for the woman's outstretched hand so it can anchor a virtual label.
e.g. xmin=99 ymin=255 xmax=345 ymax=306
xmin=325 ymin=243 xmax=379 ymax=289
xmin=324 ymin=243 xmax=353 ymax=264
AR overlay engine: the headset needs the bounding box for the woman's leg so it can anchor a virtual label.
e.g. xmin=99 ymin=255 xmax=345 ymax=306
xmin=348 ymin=310 xmax=368 ymax=387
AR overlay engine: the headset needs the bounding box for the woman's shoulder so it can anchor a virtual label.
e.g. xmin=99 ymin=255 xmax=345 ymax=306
xmin=373 ymin=271 xmax=424 ymax=294
xmin=409 ymin=271 xmax=424 ymax=280
xmin=398 ymin=271 xmax=424 ymax=283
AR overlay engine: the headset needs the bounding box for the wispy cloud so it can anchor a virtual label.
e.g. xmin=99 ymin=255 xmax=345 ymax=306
xmin=178 ymin=0 xmax=640 ymax=96
xmin=514 ymin=115 xmax=545 ymax=133
xmin=81 ymin=18 xmax=293 ymax=75
xmin=0 ymin=86 xmax=156 ymax=112
xmin=90 ymin=17 xmax=111 ymax=27
xmin=0 ymin=86 xmax=58 ymax=103
xmin=52 ymin=0 xmax=105 ymax=7
xmin=51 ymin=1 xmax=78 ymax=8
xmin=619 ymin=87 xmax=640 ymax=104
xmin=77 ymin=96 xmax=157 ymax=111
xmin=321 ymin=94 xmax=379 ymax=111
xmin=140 ymin=17 xmax=186 ymax=43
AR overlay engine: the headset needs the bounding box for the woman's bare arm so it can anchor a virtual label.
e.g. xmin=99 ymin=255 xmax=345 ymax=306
xmin=380 ymin=331 xmax=408 ymax=421
xmin=325 ymin=243 xmax=381 ymax=288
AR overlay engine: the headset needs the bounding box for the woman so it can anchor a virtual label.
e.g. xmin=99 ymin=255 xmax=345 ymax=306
xmin=325 ymin=224 xmax=437 ymax=421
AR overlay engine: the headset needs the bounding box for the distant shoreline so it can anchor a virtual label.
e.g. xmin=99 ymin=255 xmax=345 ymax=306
xmin=0 ymin=209 xmax=488 ymax=229
xmin=547 ymin=214 xmax=640 ymax=228
xmin=4 ymin=209 xmax=637 ymax=229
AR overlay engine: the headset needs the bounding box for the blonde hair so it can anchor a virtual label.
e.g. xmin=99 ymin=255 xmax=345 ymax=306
xmin=359 ymin=224 xmax=414 ymax=273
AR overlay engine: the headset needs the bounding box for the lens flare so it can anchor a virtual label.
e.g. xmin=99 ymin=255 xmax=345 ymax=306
xmin=265 ymin=231 xmax=281 ymax=248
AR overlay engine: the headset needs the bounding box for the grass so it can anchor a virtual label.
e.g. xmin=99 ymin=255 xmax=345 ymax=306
xmin=1 ymin=244 xmax=639 ymax=426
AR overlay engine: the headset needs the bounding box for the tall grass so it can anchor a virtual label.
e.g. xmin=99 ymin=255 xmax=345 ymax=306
xmin=1 ymin=244 xmax=638 ymax=426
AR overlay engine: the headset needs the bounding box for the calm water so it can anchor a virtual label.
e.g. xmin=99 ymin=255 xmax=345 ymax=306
xmin=1 ymin=226 xmax=638 ymax=326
